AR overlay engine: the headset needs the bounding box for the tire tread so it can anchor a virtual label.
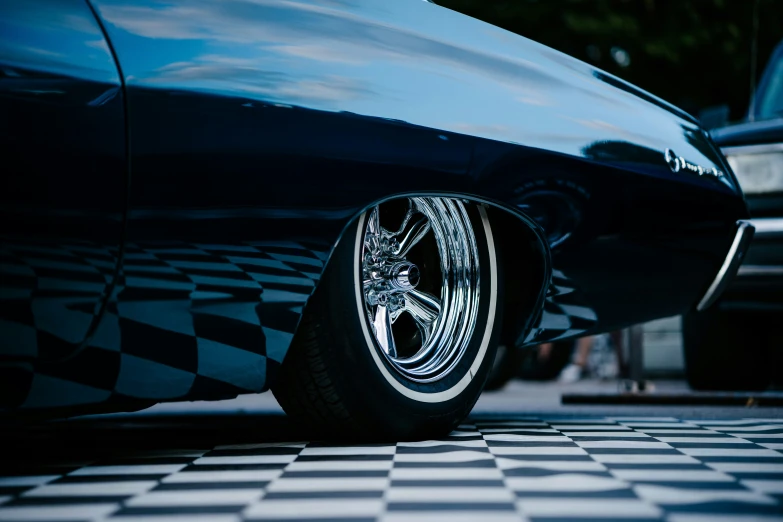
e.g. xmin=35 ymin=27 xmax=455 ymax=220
xmin=273 ymin=307 xmax=361 ymax=435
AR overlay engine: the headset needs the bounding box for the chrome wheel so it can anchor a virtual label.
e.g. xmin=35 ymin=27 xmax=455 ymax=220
xmin=361 ymin=197 xmax=481 ymax=383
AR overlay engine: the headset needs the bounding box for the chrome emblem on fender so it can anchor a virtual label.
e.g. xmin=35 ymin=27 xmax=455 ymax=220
xmin=664 ymin=148 xmax=724 ymax=179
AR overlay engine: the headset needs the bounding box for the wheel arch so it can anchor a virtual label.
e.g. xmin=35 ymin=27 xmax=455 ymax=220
xmin=313 ymin=192 xmax=552 ymax=351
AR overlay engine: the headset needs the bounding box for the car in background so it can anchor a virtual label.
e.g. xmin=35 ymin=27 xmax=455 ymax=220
xmin=684 ymin=38 xmax=783 ymax=390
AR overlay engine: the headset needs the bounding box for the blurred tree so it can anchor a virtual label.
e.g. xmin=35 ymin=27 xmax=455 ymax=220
xmin=437 ymin=0 xmax=783 ymax=122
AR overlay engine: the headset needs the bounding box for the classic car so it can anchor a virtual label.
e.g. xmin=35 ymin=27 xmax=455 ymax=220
xmin=0 ymin=0 xmax=750 ymax=439
xmin=684 ymin=38 xmax=783 ymax=391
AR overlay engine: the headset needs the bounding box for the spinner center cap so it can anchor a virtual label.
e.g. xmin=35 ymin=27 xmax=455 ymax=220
xmin=391 ymin=262 xmax=419 ymax=292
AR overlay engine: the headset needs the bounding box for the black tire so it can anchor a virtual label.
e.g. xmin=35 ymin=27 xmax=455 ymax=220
xmin=272 ymin=201 xmax=503 ymax=440
xmin=682 ymin=306 xmax=771 ymax=391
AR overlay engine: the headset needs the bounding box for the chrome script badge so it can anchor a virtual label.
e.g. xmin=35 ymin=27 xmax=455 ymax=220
xmin=664 ymin=148 xmax=724 ymax=179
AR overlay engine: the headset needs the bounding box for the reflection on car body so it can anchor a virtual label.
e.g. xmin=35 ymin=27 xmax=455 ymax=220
xmin=0 ymin=0 xmax=749 ymax=438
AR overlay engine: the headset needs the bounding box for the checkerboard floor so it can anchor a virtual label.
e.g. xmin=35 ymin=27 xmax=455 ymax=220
xmin=1 ymin=416 xmax=782 ymax=521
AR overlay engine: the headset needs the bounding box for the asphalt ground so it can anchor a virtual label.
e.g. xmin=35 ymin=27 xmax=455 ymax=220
xmin=1 ymin=379 xmax=782 ymax=521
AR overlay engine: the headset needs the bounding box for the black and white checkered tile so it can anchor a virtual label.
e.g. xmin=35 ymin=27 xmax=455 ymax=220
xmin=1 ymin=417 xmax=780 ymax=521
xmin=523 ymin=269 xmax=598 ymax=345
xmin=1 ymin=240 xmax=330 ymax=410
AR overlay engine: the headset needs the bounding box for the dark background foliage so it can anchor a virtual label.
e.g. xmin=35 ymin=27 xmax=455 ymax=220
xmin=437 ymin=0 xmax=783 ymax=123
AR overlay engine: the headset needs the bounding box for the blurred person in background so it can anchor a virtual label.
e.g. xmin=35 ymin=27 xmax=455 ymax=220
xmin=557 ymin=331 xmax=625 ymax=383
xmin=486 ymin=332 xmax=626 ymax=389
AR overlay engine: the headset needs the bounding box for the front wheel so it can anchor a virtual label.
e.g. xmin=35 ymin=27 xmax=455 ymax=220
xmin=272 ymin=197 xmax=502 ymax=440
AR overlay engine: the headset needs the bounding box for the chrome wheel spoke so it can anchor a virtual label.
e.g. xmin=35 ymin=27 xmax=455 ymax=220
xmin=367 ymin=206 xmax=381 ymax=237
xmin=395 ymin=211 xmax=430 ymax=258
xmin=373 ymin=304 xmax=396 ymax=358
xmin=403 ymin=290 xmax=440 ymax=344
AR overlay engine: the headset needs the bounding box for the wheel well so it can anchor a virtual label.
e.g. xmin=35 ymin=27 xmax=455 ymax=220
xmin=323 ymin=195 xmax=551 ymax=349
xmin=484 ymin=206 xmax=550 ymax=347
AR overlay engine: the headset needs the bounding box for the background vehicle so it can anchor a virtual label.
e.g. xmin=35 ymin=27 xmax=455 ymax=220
xmin=684 ymin=39 xmax=783 ymax=391
xmin=0 ymin=0 xmax=749 ymax=438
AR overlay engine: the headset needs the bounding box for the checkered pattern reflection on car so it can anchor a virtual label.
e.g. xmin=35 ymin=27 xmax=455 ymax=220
xmin=1 ymin=240 xmax=329 ymax=410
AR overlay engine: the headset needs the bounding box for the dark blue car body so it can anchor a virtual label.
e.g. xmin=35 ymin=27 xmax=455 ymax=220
xmin=0 ymin=0 xmax=747 ymax=414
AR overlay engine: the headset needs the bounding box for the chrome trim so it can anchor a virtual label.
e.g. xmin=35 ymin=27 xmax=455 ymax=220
xmin=663 ymin=148 xmax=724 ymax=179
xmin=737 ymin=265 xmax=783 ymax=276
xmin=721 ymin=143 xmax=783 ymax=156
xmin=361 ymin=197 xmax=480 ymax=383
xmin=745 ymin=217 xmax=783 ymax=238
xmin=696 ymin=220 xmax=755 ymax=311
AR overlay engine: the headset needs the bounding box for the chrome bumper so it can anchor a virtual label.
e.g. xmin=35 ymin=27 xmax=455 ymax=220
xmin=734 ymin=217 xmax=783 ymax=277
xmin=696 ymin=220 xmax=755 ymax=311
xmin=744 ymin=217 xmax=783 ymax=238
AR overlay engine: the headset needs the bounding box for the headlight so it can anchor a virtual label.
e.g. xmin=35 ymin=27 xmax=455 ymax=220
xmin=722 ymin=143 xmax=783 ymax=194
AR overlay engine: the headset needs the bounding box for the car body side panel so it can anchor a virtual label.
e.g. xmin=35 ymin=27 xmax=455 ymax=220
xmin=3 ymin=0 xmax=748 ymax=412
xmin=90 ymin=0 xmax=739 ymax=190
xmin=90 ymin=0 xmax=744 ymax=400
xmin=0 ymin=0 xmax=127 ymax=409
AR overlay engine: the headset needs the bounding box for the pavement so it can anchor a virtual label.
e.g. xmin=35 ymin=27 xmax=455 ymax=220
xmin=1 ymin=379 xmax=782 ymax=521
xmin=111 ymin=378 xmax=783 ymax=420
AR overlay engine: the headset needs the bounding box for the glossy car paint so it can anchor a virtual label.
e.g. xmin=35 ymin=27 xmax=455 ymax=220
xmin=0 ymin=0 xmax=748 ymax=413
xmin=750 ymin=38 xmax=783 ymax=123
xmin=0 ymin=0 xmax=126 ymax=407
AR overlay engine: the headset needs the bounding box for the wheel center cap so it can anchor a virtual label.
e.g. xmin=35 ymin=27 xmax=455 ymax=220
xmin=390 ymin=262 xmax=419 ymax=292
